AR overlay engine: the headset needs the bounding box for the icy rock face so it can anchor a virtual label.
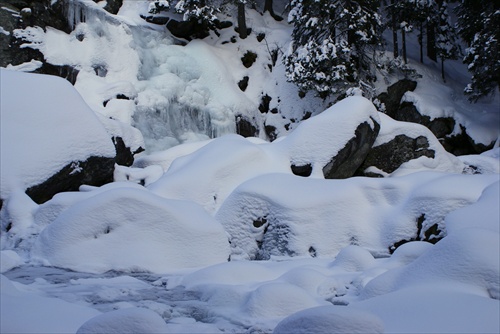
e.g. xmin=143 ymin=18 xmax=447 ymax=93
xmin=31 ymin=187 xmax=230 ymax=273
xmin=0 ymin=69 xmax=117 ymax=204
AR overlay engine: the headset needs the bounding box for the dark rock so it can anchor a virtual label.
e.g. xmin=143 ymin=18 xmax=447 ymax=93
xmin=140 ymin=15 xmax=169 ymax=25
xmin=358 ymin=134 xmax=435 ymax=175
xmin=236 ymin=115 xmax=258 ymax=138
xmin=238 ymin=76 xmax=249 ymax=91
xmin=34 ymin=63 xmax=79 ymax=85
xmin=102 ymin=0 xmax=122 ymax=15
xmin=215 ymin=20 xmax=232 ymax=29
xmin=256 ymin=32 xmax=265 ymax=42
xmin=377 ymin=79 xmax=417 ymax=117
xmin=166 ymin=19 xmax=210 ymax=40
xmin=265 ymin=124 xmax=278 ymax=142
xmin=113 ymin=136 xmax=144 ymax=167
xmin=322 ymin=117 xmax=380 ymax=179
xmin=442 ymin=125 xmax=495 ymax=156
xmin=241 ymin=50 xmax=257 ymax=68
xmin=291 ymin=164 xmax=312 ymax=177
xmin=302 ymin=111 xmax=312 ymax=120
xmin=259 ymin=94 xmax=272 ymax=113
xmin=25 ymin=156 xmax=115 ymax=204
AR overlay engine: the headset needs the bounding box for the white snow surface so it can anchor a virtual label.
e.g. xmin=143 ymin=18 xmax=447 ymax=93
xmin=0 ymin=69 xmax=116 ymax=199
xmin=31 ymin=187 xmax=230 ymax=273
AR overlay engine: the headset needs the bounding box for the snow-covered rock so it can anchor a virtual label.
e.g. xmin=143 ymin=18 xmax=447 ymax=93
xmin=359 ymin=113 xmax=464 ymax=176
xmin=31 ymin=187 xmax=230 ymax=273
xmin=0 ymin=69 xmax=116 ymax=203
xmin=216 ymin=172 xmax=498 ymax=260
xmin=76 ymin=307 xmax=169 ymax=334
xmin=273 ymin=306 xmax=384 ymax=334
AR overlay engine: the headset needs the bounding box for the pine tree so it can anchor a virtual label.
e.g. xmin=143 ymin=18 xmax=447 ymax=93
xmin=435 ymin=1 xmax=459 ymax=82
xmin=457 ymin=0 xmax=500 ymax=101
xmin=285 ymin=0 xmax=381 ymax=98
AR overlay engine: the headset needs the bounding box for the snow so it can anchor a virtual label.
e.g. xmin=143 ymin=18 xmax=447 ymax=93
xmin=0 ymin=69 xmax=116 ymax=199
xmin=0 ymin=275 xmax=101 ymax=333
xmin=76 ymin=307 xmax=169 ymax=333
xmin=31 ymin=187 xmax=230 ymax=273
xmin=273 ymin=306 xmax=385 ymax=334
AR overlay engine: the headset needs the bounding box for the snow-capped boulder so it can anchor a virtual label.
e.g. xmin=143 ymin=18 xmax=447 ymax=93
xmin=31 ymin=187 xmax=230 ymax=273
xmin=0 ymin=69 xmax=117 ymax=204
xmin=76 ymin=307 xmax=168 ymax=334
xmin=216 ymin=172 xmax=497 ymax=260
xmin=273 ymin=306 xmax=384 ymax=334
xmin=358 ymin=113 xmax=464 ymax=176
xmin=274 ymin=96 xmax=380 ymax=179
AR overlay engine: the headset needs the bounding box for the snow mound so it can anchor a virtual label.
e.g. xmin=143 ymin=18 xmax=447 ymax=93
xmin=0 ymin=251 xmax=23 ymax=274
xmin=362 ymin=228 xmax=500 ymax=300
xmin=330 ymin=245 xmax=375 ymax=272
xmin=273 ymin=305 xmax=384 ymax=334
xmin=216 ymin=172 xmax=498 ymax=260
xmin=445 ymin=181 xmax=500 ymax=234
xmin=0 ymin=69 xmax=115 ymax=199
xmin=76 ymin=307 xmax=169 ymax=334
xmin=243 ymin=282 xmax=327 ymax=318
xmin=31 ymin=187 xmax=230 ymax=273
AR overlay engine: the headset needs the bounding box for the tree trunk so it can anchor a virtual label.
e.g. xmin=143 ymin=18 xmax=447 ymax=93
xmin=426 ymin=21 xmax=437 ymax=61
xmin=402 ymin=28 xmax=407 ymax=64
xmin=419 ymin=22 xmax=424 ymax=63
xmin=441 ymin=58 xmax=446 ymax=82
xmin=264 ymin=0 xmax=282 ymax=21
xmin=237 ymin=2 xmax=248 ymax=39
xmin=391 ymin=0 xmax=399 ymax=58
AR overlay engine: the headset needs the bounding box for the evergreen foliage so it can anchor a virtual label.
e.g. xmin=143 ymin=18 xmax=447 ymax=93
xmin=285 ymin=0 xmax=382 ymax=98
xmin=456 ymin=0 xmax=500 ymax=101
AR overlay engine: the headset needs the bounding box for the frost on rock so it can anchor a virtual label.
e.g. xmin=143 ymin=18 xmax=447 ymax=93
xmin=31 ymin=187 xmax=230 ymax=273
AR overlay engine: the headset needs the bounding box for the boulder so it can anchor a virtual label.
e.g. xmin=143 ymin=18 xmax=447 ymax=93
xmin=166 ymin=19 xmax=210 ymax=40
xmin=357 ymin=113 xmax=464 ymax=177
xmin=275 ymin=96 xmax=381 ymax=179
xmin=322 ymin=118 xmax=380 ymax=179
xmin=0 ymin=69 xmax=117 ymax=204
xmin=235 ymin=115 xmax=258 ymax=138
xmin=377 ymin=79 xmax=417 ymax=116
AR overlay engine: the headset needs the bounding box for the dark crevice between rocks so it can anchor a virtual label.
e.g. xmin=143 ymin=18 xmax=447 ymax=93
xmin=389 ymin=214 xmax=443 ymax=253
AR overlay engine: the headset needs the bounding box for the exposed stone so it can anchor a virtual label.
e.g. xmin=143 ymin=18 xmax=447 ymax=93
xmin=389 ymin=214 xmax=442 ymax=253
xmin=291 ymin=164 xmax=312 ymax=177
xmin=322 ymin=117 xmax=380 ymax=179
xmin=238 ymin=76 xmax=249 ymax=92
xmin=241 ymin=50 xmax=257 ymax=68
xmin=442 ymin=125 xmax=495 ymax=156
xmin=101 ymin=0 xmax=122 ymax=15
xmin=236 ymin=115 xmax=258 ymax=138
xmin=376 ymin=79 xmax=417 ymax=116
xmin=166 ymin=19 xmax=210 ymax=40
xmin=265 ymin=124 xmax=278 ymax=142
xmin=259 ymin=94 xmax=272 ymax=113
xmin=140 ymin=15 xmax=169 ymax=25
xmin=25 ymin=156 xmax=115 ymax=204
xmin=358 ymin=134 xmax=435 ymax=175
xmin=113 ymin=136 xmax=144 ymax=167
